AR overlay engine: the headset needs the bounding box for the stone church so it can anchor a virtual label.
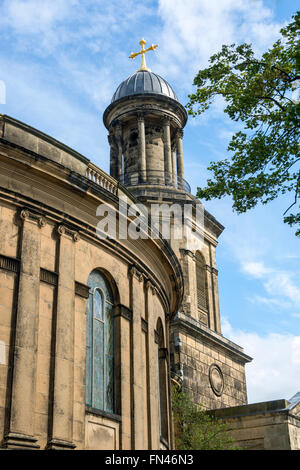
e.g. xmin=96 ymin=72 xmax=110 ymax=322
xmin=0 ymin=43 xmax=299 ymax=450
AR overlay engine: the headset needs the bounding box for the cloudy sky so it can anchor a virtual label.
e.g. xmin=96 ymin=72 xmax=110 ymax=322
xmin=0 ymin=0 xmax=299 ymax=404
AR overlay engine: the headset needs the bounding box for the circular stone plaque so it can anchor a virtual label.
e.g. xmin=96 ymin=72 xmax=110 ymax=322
xmin=209 ymin=364 xmax=224 ymax=396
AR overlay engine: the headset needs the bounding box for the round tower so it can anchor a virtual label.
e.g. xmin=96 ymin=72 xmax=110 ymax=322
xmin=103 ymin=69 xmax=189 ymax=194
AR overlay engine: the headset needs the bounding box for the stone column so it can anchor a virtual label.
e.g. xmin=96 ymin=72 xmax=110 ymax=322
xmin=129 ymin=266 xmax=145 ymax=450
xmin=137 ymin=113 xmax=146 ymax=183
xmin=115 ymin=122 xmax=123 ymax=182
xmin=47 ymin=225 xmax=79 ymax=450
xmin=171 ymin=142 xmax=176 ymax=186
xmin=4 ymin=209 xmax=46 ymax=449
xmin=162 ymin=116 xmax=172 ymax=186
xmin=176 ymin=129 xmax=184 ymax=186
xmin=108 ymin=129 xmax=118 ymax=179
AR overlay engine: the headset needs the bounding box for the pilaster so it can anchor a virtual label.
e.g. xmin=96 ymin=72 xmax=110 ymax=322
xmin=3 ymin=209 xmax=45 ymax=449
xmin=129 ymin=266 xmax=145 ymax=449
xmin=47 ymin=225 xmax=79 ymax=450
xmin=114 ymin=304 xmax=132 ymax=449
xmin=145 ymin=280 xmax=160 ymax=449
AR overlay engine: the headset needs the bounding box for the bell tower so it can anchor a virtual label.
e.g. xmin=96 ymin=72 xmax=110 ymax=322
xmin=103 ymin=39 xmax=252 ymax=411
xmin=103 ymin=75 xmax=188 ymax=193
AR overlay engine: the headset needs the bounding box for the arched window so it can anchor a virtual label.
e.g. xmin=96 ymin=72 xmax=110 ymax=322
xmin=195 ymin=251 xmax=208 ymax=318
xmin=157 ymin=319 xmax=169 ymax=443
xmin=86 ymin=270 xmax=114 ymax=413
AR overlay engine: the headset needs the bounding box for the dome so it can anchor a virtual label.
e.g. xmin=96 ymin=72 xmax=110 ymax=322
xmin=111 ymin=70 xmax=178 ymax=103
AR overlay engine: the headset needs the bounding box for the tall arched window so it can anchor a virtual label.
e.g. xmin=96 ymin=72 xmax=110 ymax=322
xmin=157 ymin=318 xmax=169 ymax=443
xmin=86 ymin=270 xmax=114 ymax=413
xmin=195 ymin=251 xmax=208 ymax=320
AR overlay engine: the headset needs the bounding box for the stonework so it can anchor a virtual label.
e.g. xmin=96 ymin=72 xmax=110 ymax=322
xmin=0 ymin=114 xmax=181 ymax=449
xmin=0 ymin=64 xmax=298 ymax=451
xmin=104 ymin=71 xmax=252 ymax=414
xmin=170 ymin=314 xmax=250 ymax=410
xmin=213 ymin=396 xmax=300 ymax=450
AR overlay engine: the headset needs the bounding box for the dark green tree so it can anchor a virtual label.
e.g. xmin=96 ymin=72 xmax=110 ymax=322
xmin=171 ymin=384 xmax=237 ymax=450
xmin=187 ymin=12 xmax=300 ymax=235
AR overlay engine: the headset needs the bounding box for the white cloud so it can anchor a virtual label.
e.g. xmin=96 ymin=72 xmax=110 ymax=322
xmin=247 ymin=295 xmax=292 ymax=310
xmin=242 ymin=260 xmax=300 ymax=307
xmin=211 ymin=206 xmax=300 ymax=316
xmin=0 ymin=56 xmax=109 ymax=169
xmin=0 ymin=0 xmax=155 ymax=55
xmin=222 ymin=318 xmax=300 ymax=403
xmin=243 ymin=261 xmax=271 ymax=278
xmin=155 ymin=0 xmax=284 ymax=94
xmin=0 ymin=0 xmax=76 ymax=33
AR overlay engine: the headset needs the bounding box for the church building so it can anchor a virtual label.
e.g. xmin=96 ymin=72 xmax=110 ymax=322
xmin=0 ymin=40 xmax=299 ymax=450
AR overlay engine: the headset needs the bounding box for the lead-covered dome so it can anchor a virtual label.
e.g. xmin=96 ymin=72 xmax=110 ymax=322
xmin=111 ymin=70 xmax=178 ymax=103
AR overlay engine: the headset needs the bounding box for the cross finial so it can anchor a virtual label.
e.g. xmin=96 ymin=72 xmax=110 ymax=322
xmin=129 ymin=38 xmax=158 ymax=72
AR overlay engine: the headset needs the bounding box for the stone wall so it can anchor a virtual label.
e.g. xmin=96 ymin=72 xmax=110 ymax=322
xmin=0 ymin=116 xmax=183 ymax=450
xmin=170 ymin=314 xmax=250 ymax=410
xmin=213 ymin=399 xmax=300 ymax=450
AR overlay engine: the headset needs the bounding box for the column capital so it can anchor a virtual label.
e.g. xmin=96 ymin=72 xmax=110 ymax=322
xmin=161 ymin=114 xmax=171 ymax=125
xmin=145 ymin=279 xmax=157 ymax=294
xmin=115 ymin=121 xmax=122 ymax=132
xmin=128 ymin=265 xmax=144 ymax=282
xmin=19 ymin=208 xmax=46 ymax=228
xmin=137 ymin=112 xmax=145 ymax=122
xmin=176 ymin=128 xmax=184 ymax=139
xmin=57 ymin=225 xmax=80 ymax=242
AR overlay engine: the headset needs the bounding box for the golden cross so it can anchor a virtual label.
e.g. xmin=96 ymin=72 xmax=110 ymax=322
xmin=129 ymin=38 xmax=158 ymax=72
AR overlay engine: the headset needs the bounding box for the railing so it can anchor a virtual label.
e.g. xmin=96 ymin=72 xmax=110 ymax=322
xmin=86 ymin=163 xmax=118 ymax=196
xmin=120 ymin=170 xmax=191 ymax=193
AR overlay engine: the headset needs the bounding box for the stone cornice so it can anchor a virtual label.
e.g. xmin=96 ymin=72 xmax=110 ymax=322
xmin=0 ymin=114 xmax=90 ymax=164
xmin=0 ymin=186 xmax=174 ymax=315
xmin=114 ymin=304 xmax=133 ymax=322
xmin=103 ymin=93 xmax=188 ymax=130
xmin=0 ymin=149 xmax=184 ymax=318
xmin=171 ymin=312 xmax=253 ymax=364
xmin=75 ymin=281 xmax=90 ymax=299
xmin=40 ymin=268 xmax=58 ymax=286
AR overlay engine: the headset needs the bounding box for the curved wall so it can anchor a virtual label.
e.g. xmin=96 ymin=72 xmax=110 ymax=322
xmin=0 ymin=115 xmax=183 ymax=450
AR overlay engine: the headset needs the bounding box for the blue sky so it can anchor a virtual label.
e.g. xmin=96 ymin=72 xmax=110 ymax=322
xmin=0 ymin=0 xmax=299 ymax=403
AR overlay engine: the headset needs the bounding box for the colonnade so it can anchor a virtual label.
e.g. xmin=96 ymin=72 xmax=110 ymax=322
xmin=109 ymin=113 xmax=185 ymax=189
